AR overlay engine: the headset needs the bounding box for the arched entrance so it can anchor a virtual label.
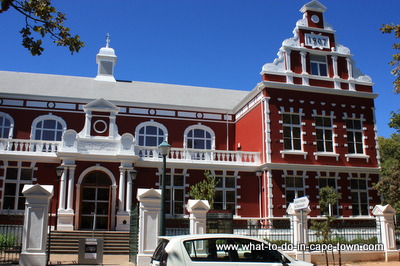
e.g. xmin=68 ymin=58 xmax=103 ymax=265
xmin=80 ymin=171 xmax=112 ymax=230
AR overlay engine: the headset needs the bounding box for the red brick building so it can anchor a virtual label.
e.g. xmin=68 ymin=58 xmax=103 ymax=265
xmin=0 ymin=0 xmax=380 ymax=231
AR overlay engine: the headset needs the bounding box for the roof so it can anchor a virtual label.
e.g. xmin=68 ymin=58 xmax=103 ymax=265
xmin=0 ymin=71 xmax=251 ymax=112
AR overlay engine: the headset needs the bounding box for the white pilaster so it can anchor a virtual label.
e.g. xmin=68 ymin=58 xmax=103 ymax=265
xmin=20 ymin=185 xmax=53 ymax=266
xmin=186 ymin=200 xmax=210 ymax=235
xmin=137 ymin=188 xmax=161 ymax=266
xmin=372 ymin=204 xmax=399 ymax=262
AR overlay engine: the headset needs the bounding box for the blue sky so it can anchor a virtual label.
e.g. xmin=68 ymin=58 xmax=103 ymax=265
xmin=1 ymin=0 xmax=399 ymax=137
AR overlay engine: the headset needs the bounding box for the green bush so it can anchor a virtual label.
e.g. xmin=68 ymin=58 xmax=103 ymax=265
xmin=0 ymin=234 xmax=16 ymax=251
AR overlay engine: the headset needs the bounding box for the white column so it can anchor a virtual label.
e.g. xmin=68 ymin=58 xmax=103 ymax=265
xmin=287 ymin=204 xmax=311 ymax=262
xmin=331 ymin=55 xmax=339 ymax=78
xmin=300 ymin=51 xmax=308 ymax=75
xmin=20 ymin=185 xmax=53 ymax=266
xmin=118 ymin=167 xmax=126 ymax=212
xmin=186 ymin=200 xmax=210 ymax=235
xmin=66 ymin=166 xmax=76 ymax=210
xmin=372 ymin=205 xmax=399 ymax=262
xmin=58 ymin=169 xmax=67 ymax=211
xmin=137 ymin=188 xmax=161 ymax=266
xmin=125 ymin=168 xmax=134 ymax=213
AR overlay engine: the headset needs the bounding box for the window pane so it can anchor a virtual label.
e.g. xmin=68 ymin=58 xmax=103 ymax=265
xmin=193 ymin=129 xmax=204 ymax=138
xmin=43 ymin=120 xmax=56 ymax=129
xmin=293 ymin=139 xmax=301 ymax=150
xmin=226 ymin=191 xmax=235 ymax=202
xmin=21 ymin=169 xmax=33 ymax=180
xmin=286 ymin=177 xmax=294 ymax=187
xmin=294 ymin=177 xmax=303 ymax=188
xmin=323 ymin=117 xmax=331 ymax=127
xmin=319 ymin=64 xmax=327 ymax=76
xmin=283 ymin=114 xmax=291 ymax=124
xmin=225 ymin=177 xmax=235 ymax=188
xmin=174 ymin=175 xmax=184 ymax=186
xmin=311 ymin=62 xmax=319 ymax=75
xmin=6 ymin=168 xmax=18 ymax=180
xmin=4 ymin=183 xmax=16 ymax=196
xmin=175 ymin=189 xmax=184 ymax=201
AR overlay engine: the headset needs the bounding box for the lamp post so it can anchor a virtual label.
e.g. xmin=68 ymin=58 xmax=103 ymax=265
xmin=129 ymin=169 xmax=138 ymax=208
xmin=158 ymin=140 xmax=171 ymax=236
xmin=54 ymin=166 xmax=64 ymax=231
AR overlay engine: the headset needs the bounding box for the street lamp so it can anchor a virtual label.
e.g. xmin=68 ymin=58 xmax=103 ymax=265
xmin=158 ymin=140 xmax=171 ymax=236
xmin=54 ymin=166 xmax=64 ymax=230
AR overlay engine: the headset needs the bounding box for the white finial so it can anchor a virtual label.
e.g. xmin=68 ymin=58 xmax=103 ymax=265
xmin=106 ymin=33 xmax=110 ymax=48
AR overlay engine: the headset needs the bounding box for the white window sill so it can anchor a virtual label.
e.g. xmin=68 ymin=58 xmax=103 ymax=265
xmin=313 ymin=152 xmax=340 ymax=161
xmin=345 ymin=154 xmax=370 ymax=162
xmin=280 ymin=150 xmax=308 ymax=159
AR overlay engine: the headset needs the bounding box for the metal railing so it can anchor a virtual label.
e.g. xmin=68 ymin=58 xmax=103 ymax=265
xmin=0 ymin=214 xmax=24 ymax=265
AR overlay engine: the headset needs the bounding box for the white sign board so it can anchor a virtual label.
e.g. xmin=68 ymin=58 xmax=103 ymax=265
xmin=293 ymin=196 xmax=309 ymax=210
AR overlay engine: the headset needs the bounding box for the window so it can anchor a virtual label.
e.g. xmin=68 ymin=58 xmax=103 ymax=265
xmin=184 ymin=238 xmax=229 ymax=261
xmin=2 ymin=167 xmax=33 ymax=211
xmin=214 ymin=176 xmax=236 ymax=212
xmin=0 ymin=112 xmax=13 ymax=138
xmin=346 ymin=119 xmax=363 ymax=154
xmin=164 ymin=174 xmax=185 ymax=216
xmin=184 ymin=125 xmax=214 ymax=150
xmin=318 ymin=178 xmax=339 ymax=216
xmin=310 ymin=54 xmax=327 ymax=76
xmin=351 ymin=179 xmax=368 ymax=216
xmin=32 ymin=115 xmax=66 ymax=141
xmin=282 ymin=113 xmax=301 ymax=150
xmin=315 ymin=116 xmax=333 ymax=152
xmin=285 ymin=176 xmax=304 ymax=206
xmin=136 ymin=121 xmax=167 ymax=146
xmin=233 ymin=238 xmax=286 ymax=263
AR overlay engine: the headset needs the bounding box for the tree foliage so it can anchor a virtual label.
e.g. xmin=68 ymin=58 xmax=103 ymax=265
xmin=388 ymin=110 xmax=400 ymax=133
xmin=373 ymin=134 xmax=400 ymax=214
xmin=380 ymin=23 xmax=400 ymax=93
xmin=0 ymin=0 xmax=84 ymax=55
xmin=189 ymin=170 xmax=219 ymax=209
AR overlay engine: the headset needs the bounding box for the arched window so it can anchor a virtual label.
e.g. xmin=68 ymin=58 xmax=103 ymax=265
xmin=0 ymin=112 xmax=14 ymax=139
xmin=184 ymin=124 xmax=215 ymax=149
xmin=31 ymin=114 xmax=67 ymax=141
xmin=135 ymin=121 xmax=168 ymax=146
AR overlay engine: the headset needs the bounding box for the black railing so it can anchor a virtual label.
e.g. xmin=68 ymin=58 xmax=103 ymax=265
xmin=165 ymin=218 xmax=189 ymax=236
xmin=0 ymin=214 xmax=24 ymax=264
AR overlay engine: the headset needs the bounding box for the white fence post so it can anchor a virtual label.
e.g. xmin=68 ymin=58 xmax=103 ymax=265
xmin=372 ymin=204 xmax=399 ymax=262
xmin=186 ymin=199 xmax=210 ymax=235
xmin=137 ymin=188 xmax=161 ymax=266
xmin=287 ymin=203 xmax=311 ymax=262
xmin=20 ymin=184 xmax=53 ymax=266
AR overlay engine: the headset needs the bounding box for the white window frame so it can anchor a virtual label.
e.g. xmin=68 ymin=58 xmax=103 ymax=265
xmin=135 ymin=120 xmax=168 ymax=146
xmin=1 ymin=163 xmax=35 ymax=212
xmin=184 ymin=124 xmax=215 ymax=150
xmin=162 ymin=172 xmax=185 ymax=217
xmin=282 ymin=113 xmax=302 ymax=151
xmin=350 ymin=178 xmax=369 ymax=216
xmin=214 ymin=174 xmax=237 ymax=213
xmin=315 ymin=116 xmax=334 ymax=152
xmin=285 ymin=176 xmax=304 ymax=207
xmin=346 ymin=119 xmax=364 ymax=154
xmin=0 ymin=112 xmax=14 ymax=139
xmin=310 ymin=54 xmax=328 ymax=76
xmin=318 ymin=177 xmax=339 ymax=216
xmin=31 ymin=114 xmax=67 ymax=141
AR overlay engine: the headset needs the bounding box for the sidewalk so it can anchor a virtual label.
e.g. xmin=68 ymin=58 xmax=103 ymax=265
xmin=48 ymin=254 xmax=135 ymax=266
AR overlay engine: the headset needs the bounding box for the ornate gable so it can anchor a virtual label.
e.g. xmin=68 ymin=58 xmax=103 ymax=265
xmin=261 ymin=0 xmax=373 ymax=94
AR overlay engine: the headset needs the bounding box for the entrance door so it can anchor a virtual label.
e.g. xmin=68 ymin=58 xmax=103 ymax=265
xmin=80 ymin=171 xmax=111 ymax=230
